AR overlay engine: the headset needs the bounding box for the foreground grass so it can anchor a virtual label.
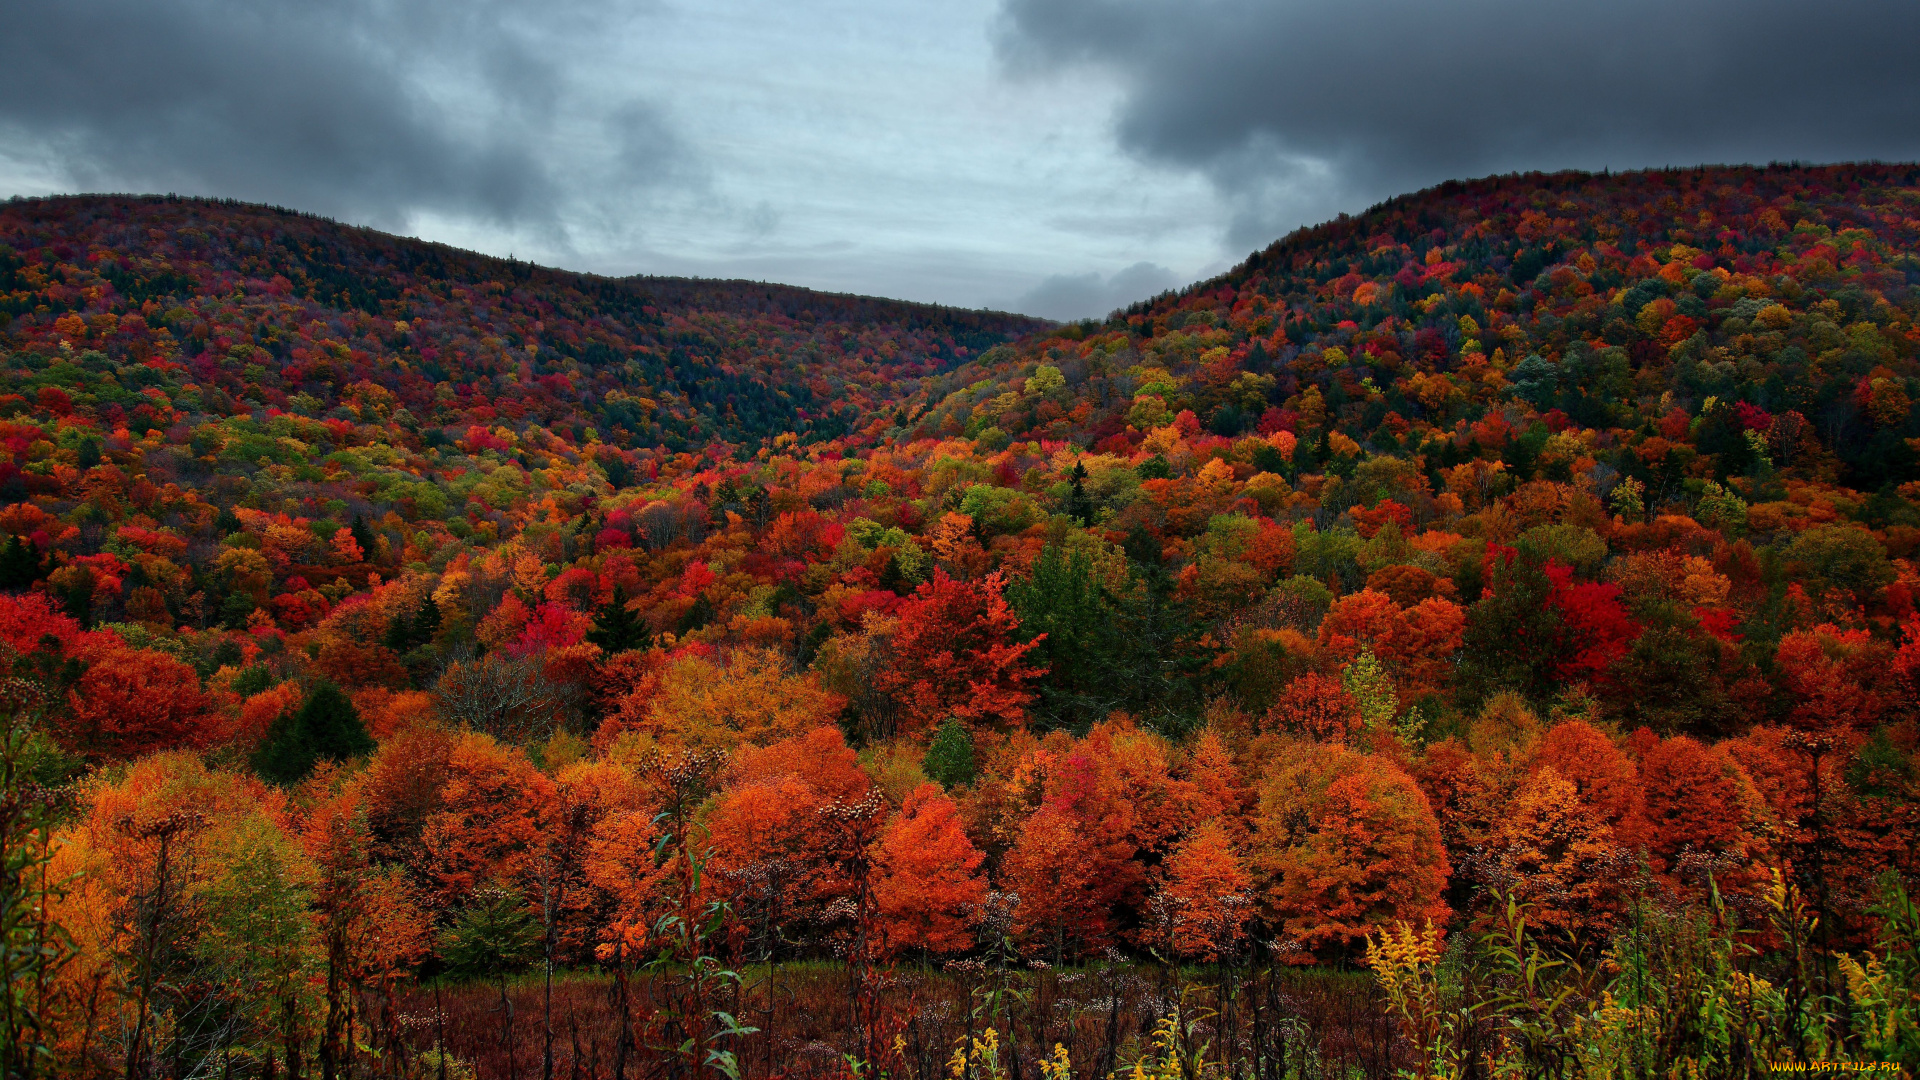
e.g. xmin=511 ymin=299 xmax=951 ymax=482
xmin=395 ymin=961 xmax=1391 ymax=1079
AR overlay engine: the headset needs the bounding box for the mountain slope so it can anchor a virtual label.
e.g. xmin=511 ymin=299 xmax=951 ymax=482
xmin=0 ymin=194 xmax=1045 ymax=452
xmin=16 ymin=169 xmax=1920 ymax=1080
xmin=0 ymin=164 xmax=1915 ymax=727
xmin=917 ymin=162 xmax=1920 ymax=490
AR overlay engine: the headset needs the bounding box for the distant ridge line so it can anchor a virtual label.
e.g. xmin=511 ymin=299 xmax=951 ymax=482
xmin=0 ymin=192 xmax=1044 ymax=323
xmin=1107 ymin=160 xmax=1920 ymax=322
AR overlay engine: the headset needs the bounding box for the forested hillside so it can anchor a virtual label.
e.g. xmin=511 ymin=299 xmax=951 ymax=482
xmin=0 ymin=194 xmax=1041 ymax=454
xmin=5 ymin=164 xmax=1920 ymax=1077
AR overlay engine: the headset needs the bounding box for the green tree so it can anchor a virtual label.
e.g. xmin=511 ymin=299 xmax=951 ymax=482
xmin=196 ymin=818 xmax=317 ymax=1077
xmin=410 ymin=595 xmax=442 ymax=647
xmin=1 ymin=705 xmax=71 ymax=1079
xmin=230 ymin=663 xmax=274 ymax=697
xmin=1065 ymin=459 xmax=1096 ymax=526
xmin=54 ymin=572 xmax=93 ymax=630
xmin=585 ymin=585 xmax=650 ymax=655
xmin=1009 ymin=543 xmax=1198 ymax=729
xmin=1341 ymin=648 xmax=1400 ymax=735
xmin=384 ymin=594 xmax=443 ymax=655
xmin=1508 ymin=353 xmax=1560 ymax=408
xmin=253 ymin=680 xmax=374 ymax=784
xmin=438 ymin=886 xmax=543 ymax=1072
xmin=1780 ymin=524 xmax=1895 ymax=605
xmin=923 ymin=718 xmax=977 ymax=789
xmin=1460 ymin=550 xmax=1563 ymax=704
xmin=439 ymin=886 xmax=542 ymax=984
xmin=1292 ymin=522 xmax=1366 ymax=592
xmin=0 ymin=536 xmax=40 ymax=590
xmin=382 ymin=613 xmax=412 ymax=653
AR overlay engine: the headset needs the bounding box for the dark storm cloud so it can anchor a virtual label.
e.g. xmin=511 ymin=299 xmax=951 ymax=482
xmin=1011 ymin=260 xmax=1181 ymax=321
xmin=0 ymin=0 xmax=683 ymax=230
xmin=997 ymin=0 xmax=1920 ymax=250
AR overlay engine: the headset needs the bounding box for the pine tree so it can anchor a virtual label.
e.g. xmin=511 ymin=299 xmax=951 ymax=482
xmin=877 ymin=552 xmax=909 ymax=596
xmin=438 ymin=887 xmax=542 ymax=982
xmin=350 ymin=515 xmax=378 ymax=564
xmin=923 ymin=718 xmax=976 ymax=789
xmin=1008 ymin=542 xmax=1200 ymax=729
xmin=0 ymin=536 xmax=38 ymax=590
xmin=56 ymin=574 xmax=93 ymax=630
xmin=219 ymin=591 xmax=256 ymax=630
xmin=1066 ymin=459 xmax=1096 ymax=526
xmin=253 ymin=680 xmax=374 ymax=784
xmin=585 ymin=586 xmax=649 ymax=655
xmin=437 ymin=886 xmax=543 ymax=1047
xmin=409 ymin=595 xmax=441 ymax=647
xmin=1460 ymin=548 xmax=1563 ymax=702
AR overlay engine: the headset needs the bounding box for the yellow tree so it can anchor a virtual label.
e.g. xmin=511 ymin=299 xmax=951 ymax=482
xmin=1481 ymin=767 xmax=1623 ymax=935
xmin=608 ymin=645 xmax=846 ymax=752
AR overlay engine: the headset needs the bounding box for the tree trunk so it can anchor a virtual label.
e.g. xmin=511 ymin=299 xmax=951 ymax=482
xmin=544 ymin=881 xmax=557 ymax=1080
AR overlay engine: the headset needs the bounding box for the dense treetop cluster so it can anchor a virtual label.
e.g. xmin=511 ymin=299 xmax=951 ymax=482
xmin=0 ymin=194 xmax=1041 ymax=455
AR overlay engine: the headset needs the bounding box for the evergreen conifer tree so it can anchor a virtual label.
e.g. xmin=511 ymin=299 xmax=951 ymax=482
xmin=219 ymin=591 xmax=256 ymax=630
xmin=0 ymin=536 xmax=38 ymax=589
xmin=1066 ymin=459 xmax=1096 ymax=526
xmin=253 ymin=680 xmax=373 ymax=784
xmin=585 ymin=586 xmax=649 ymax=654
xmin=878 ymin=553 xmax=909 ymax=596
xmin=438 ymin=887 xmax=541 ymax=982
xmin=349 ymin=515 xmax=378 ymax=564
xmin=409 ymin=595 xmax=441 ymax=647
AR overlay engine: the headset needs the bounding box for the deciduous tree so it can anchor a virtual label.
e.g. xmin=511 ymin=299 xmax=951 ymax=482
xmin=870 ymin=783 xmax=986 ymax=957
xmin=1250 ymin=744 xmax=1450 ymax=958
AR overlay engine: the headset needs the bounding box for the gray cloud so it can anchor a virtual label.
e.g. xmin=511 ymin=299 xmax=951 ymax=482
xmin=997 ymin=0 xmax=1920 ymax=251
xmin=1009 ymin=260 xmax=1180 ymax=321
xmin=0 ymin=0 xmax=685 ymax=233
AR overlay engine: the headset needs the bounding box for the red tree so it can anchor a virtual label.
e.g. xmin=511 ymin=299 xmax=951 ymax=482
xmin=1544 ymin=562 xmax=1638 ymax=682
xmin=62 ymin=647 xmax=211 ymax=758
xmin=1638 ymin=735 xmax=1765 ymax=888
xmin=876 ymin=569 xmax=1045 ymax=735
xmin=1250 ymin=745 xmax=1450 ymax=959
xmin=1263 ymin=672 xmax=1361 ymax=741
xmin=1532 ymin=719 xmax=1646 ymax=839
xmin=1153 ymin=821 xmax=1253 ymax=961
xmin=870 ymin=783 xmax=987 ymax=956
xmin=1773 ymin=624 xmax=1887 ymax=733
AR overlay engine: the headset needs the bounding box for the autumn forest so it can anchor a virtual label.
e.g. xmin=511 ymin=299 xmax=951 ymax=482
xmin=5 ymin=163 xmax=1920 ymax=1078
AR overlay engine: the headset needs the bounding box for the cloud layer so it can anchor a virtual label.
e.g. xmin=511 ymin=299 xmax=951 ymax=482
xmin=6 ymin=0 xmax=1917 ymax=318
xmin=0 ymin=0 xmax=683 ymax=235
xmin=0 ymin=0 xmax=1221 ymax=317
xmin=1008 ymin=261 xmax=1181 ymax=322
xmin=997 ymin=0 xmax=1920 ymax=250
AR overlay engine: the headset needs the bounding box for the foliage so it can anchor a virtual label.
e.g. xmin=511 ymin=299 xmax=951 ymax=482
xmin=438 ymin=886 xmax=543 ymax=984
xmin=5 ymin=164 xmax=1920 ymax=1075
xmin=1 ymin=698 xmax=70 ymax=1079
xmin=922 ymin=717 xmax=977 ymax=789
xmin=252 ymin=678 xmax=374 ymax=783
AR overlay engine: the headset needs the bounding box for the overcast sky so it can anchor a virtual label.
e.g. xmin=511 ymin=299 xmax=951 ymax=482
xmin=4 ymin=0 xmax=1918 ymax=320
